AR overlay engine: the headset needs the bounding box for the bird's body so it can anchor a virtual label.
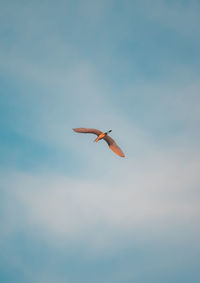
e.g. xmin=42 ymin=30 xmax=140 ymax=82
xmin=94 ymin=132 xmax=106 ymax=142
xmin=73 ymin=128 xmax=125 ymax=157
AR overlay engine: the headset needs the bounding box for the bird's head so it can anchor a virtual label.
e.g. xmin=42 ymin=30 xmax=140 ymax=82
xmin=104 ymin=130 xmax=112 ymax=136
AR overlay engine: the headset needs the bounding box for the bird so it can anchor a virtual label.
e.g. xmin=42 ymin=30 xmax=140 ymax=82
xmin=73 ymin=128 xmax=125 ymax=157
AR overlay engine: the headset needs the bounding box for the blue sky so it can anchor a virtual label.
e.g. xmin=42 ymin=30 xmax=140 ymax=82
xmin=0 ymin=0 xmax=200 ymax=282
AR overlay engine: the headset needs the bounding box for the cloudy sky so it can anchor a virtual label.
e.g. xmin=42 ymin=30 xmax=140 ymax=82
xmin=0 ymin=0 xmax=200 ymax=282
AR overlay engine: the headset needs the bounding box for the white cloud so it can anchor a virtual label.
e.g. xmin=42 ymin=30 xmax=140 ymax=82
xmin=0 ymin=0 xmax=200 ymax=256
xmin=1 ymin=138 xmax=200 ymax=253
xmin=1 ymin=2 xmax=200 ymax=282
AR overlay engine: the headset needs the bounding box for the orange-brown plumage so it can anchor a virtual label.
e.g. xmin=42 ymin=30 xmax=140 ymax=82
xmin=73 ymin=128 xmax=125 ymax=157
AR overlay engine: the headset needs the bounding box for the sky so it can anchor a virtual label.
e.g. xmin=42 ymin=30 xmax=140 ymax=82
xmin=0 ymin=0 xmax=200 ymax=282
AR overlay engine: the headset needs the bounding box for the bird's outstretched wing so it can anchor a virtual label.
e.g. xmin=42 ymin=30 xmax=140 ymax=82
xmin=103 ymin=135 xmax=125 ymax=157
xmin=73 ymin=128 xmax=103 ymax=136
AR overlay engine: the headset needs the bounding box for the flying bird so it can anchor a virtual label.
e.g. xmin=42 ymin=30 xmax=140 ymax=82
xmin=73 ymin=128 xmax=125 ymax=157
